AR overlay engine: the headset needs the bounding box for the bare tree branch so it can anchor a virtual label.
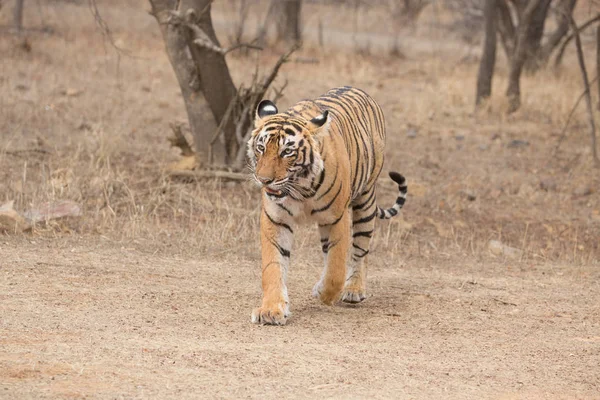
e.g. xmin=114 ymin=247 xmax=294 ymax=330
xmin=554 ymin=13 xmax=600 ymax=68
xmin=569 ymin=15 xmax=599 ymax=165
xmin=553 ymin=75 xmax=598 ymax=155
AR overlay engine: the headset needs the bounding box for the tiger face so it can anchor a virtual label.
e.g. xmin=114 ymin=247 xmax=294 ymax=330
xmin=247 ymin=100 xmax=328 ymax=200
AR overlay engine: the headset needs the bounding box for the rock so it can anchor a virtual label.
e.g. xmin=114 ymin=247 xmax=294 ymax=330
xmin=479 ymin=144 xmax=489 ymax=151
xmin=488 ymin=240 xmax=522 ymax=259
xmin=459 ymin=190 xmax=476 ymax=201
xmin=406 ymin=127 xmax=418 ymax=139
xmin=61 ymin=88 xmax=83 ymax=97
xmin=573 ymin=186 xmax=593 ymax=197
xmin=0 ymin=201 xmax=30 ymax=232
xmin=507 ymin=139 xmax=529 ymax=148
xmin=540 ymin=179 xmax=557 ymax=192
xmin=22 ymin=200 xmax=82 ymax=223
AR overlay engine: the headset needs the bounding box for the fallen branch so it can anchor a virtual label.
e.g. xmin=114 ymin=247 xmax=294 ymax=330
xmin=169 ymin=169 xmax=249 ymax=181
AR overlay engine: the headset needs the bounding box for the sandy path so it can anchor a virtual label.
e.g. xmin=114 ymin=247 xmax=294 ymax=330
xmin=1 ymin=239 xmax=598 ymax=399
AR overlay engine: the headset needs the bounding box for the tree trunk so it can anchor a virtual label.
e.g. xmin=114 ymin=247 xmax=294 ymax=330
xmin=476 ymin=0 xmax=498 ymax=106
xmin=506 ymin=0 xmax=542 ymax=113
xmin=537 ymin=0 xmax=577 ymax=66
xmin=149 ymin=0 xmax=238 ymax=165
xmin=13 ymin=0 xmax=24 ymax=32
xmin=523 ymin=0 xmax=552 ymax=72
xmin=274 ymin=0 xmax=302 ymax=45
xmin=497 ymin=0 xmax=516 ymax=62
xmin=597 ymin=25 xmax=600 ymax=111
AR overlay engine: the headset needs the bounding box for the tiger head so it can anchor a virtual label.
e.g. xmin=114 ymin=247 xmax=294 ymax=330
xmin=247 ymin=100 xmax=329 ymax=200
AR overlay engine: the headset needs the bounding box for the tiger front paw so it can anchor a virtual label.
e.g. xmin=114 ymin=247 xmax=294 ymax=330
xmin=251 ymin=302 xmax=289 ymax=325
xmin=312 ymin=281 xmax=342 ymax=306
xmin=341 ymin=288 xmax=367 ymax=304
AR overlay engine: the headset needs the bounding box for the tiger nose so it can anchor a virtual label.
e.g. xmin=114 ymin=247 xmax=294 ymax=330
xmin=257 ymin=176 xmax=274 ymax=185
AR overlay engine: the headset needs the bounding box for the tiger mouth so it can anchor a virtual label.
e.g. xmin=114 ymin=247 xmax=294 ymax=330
xmin=264 ymin=187 xmax=285 ymax=197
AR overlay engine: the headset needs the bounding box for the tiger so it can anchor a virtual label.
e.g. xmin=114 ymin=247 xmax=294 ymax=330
xmin=247 ymin=86 xmax=407 ymax=325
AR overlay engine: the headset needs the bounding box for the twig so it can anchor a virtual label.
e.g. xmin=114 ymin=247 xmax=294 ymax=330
xmin=88 ymin=0 xmax=132 ymax=56
xmin=554 ymin=75 xmax=598 ymax=155
xmin=569 ymin=15 xmax=599 ymax=166
xmin=492 ymin=298 xmax=517 ymax=307
xmin=193 ymin=38 xmax=262 ymax=55
xmin=260 ymin=41 xmax=302 ymax=93
xmin=554 ymin=13 xmax=600 ymax=68
xmin=208 ymin=94 xmax=238 ymax=164
xmin=272 ymin=80 xmax=288 ymax=103
xmin=169 ymin=169 xmax=249 ymax=181
xmin=4 ymin=148 xmax=51 ymax=156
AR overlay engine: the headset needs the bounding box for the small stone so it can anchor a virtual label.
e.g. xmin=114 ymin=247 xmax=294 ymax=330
xmin=488 ymin=240 xmax=522 ymax=259
xmin=406 ymin=128 xmax=417 ymax=139
xmin=540 ymin=179 xmax=557 ymax=192
xmin=507 ymin=139 xmax=529 ymax=148
xmin=574 ymin=186 xmax=593 ymax=197
xmin=462 ymin=190 xmax=476 ymax=201
xmin=455 ymin=134 xmax=465 ymax=141
xmin=479 ymin=144 xmax=489 ymax=151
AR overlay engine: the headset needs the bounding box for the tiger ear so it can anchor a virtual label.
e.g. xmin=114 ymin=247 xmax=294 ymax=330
xmin=256 ymin=100 xmax=278 ymax=120
xmin=308 ymin=110 xmax=329 ymax=131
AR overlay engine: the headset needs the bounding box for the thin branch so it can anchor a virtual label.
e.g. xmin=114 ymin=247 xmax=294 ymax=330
xmin=260 ymin=41 xmax=302 ymax=93
xmin=554 ymin=75 xmax=598 ymax=155
xmin=168 ymin=7 xmax=262 ymax=57
xmin=88 ymin=0 xmax=133 ymax=56
xmin=208 ymin=93 xmax=238 ymax=164
xmin=554 ymin=13 xmax=600 ymax=68
xmin=193 ymin=38 xmax=262 ymax=55
xmin=569 ymin=15 xmax=599 ymax=165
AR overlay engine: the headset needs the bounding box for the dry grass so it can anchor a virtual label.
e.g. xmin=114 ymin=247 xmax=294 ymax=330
xmin=1 ymin=0 xmax=599 ymax=264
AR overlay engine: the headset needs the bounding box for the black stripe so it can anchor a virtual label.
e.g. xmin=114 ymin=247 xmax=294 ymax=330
xmin=276 ymin=203 xmax=294 ymax=217
xmin=307 ymin=169 xmax=325 ymax=197
xmin=265 ymin=211 xmax=293 ymax=233
xmin=353 ymin=190 xmax=375 ymax=210
xmin=353 ymin=210 xmax=377 ymax=226
xmin=352 ymin=243 xmax=369 ymax=257
xmin=353 ymin=230 xmax=373 ymax=238
xmin=315 ymin=163 xmax=338 ymax=201
xmin=290 ymin=121 xmax=304 ymax=132
xmin=268 ymin=237 xmax=291 ymax=258
xmin=319 ymin=211 xmax=346 ymax=227
xmin=311 ymin=182 xmax=343 ymax=214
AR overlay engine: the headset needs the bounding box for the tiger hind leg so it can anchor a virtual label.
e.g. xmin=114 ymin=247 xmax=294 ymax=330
xmin=343 ymin=192 xmax=377 ymax=303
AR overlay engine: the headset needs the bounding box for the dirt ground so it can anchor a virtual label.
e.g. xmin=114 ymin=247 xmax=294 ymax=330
xmin=1 ymin=0 xmax=600 ymax=398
